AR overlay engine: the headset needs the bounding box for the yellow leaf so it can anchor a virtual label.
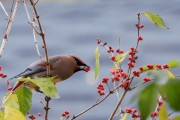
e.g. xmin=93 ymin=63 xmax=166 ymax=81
xmin=2 ymin=93 xmax=19 ymax=110
xmin=4 ymin=107 xmax=25 ymax=120
xmin=159 ymin=104 xmax=168 ymax=120
xmin=94 ymin=47 xmax=100 ymax=79
xmin=166 ymin=69 xmax=175 ymax=79
xmin=113 ymin=51 xmax=129 ymax=68
xmin=0 ymin=111 xmax=4 ymax=120
xmin=121 ymin=113 xmax=128 ymax=120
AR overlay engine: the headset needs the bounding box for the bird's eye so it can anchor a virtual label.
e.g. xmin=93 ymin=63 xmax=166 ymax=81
xmin=76 ymin=60 xmax=81 ymax=66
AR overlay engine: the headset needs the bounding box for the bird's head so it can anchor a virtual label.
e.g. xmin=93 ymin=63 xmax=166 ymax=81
xmin=70 ymin=55 xmax=90 ymax=73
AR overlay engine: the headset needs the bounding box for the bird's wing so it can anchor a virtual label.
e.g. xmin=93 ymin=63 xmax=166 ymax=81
xmin=9 ymin=66 xmax=47 ymax=80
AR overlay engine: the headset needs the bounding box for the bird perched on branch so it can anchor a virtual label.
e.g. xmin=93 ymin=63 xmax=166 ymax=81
xmin=9 ymin=54 xmax=90 ymax=92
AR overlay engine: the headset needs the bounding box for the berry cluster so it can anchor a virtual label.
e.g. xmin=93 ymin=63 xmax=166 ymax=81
xmin=123 ymin=107 xmax=141 ymax=119
xmin=138 ymin=64 xmax=170 ymax=73
xmin=61 ymin=111 xmax=70 ymax=119
xmin=97 ymin=84 xmax=105 ymax=96
xmin=128 ymin=47 xmax=138 ymax=68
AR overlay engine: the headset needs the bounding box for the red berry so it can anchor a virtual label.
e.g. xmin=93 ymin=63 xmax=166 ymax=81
xmin=110 ymin=69 xmax=115 ymax=75
xmin=0 ymin=66 xmax=2 ymax=71
xmin=143 ymin=77 xmax=151 ymax=82
xmin=96 ymin=38 xmax=101 ymax=44
xmin=139 ymin=67 xmax=144 ymax=72
xmin=138 ymin=36 xmax=143 ymax=41
xmin=42 ymin=45 xmax=45 ymax=48
xmin=133 ymin=71 xmax=140 ymax=77
xmin=7 ymin=86 xmax=13 ymax=91
xmin=121 ymin=72 xmax=127 ymax=79
xmin=62 ymin=113 xmax=66 ymax=117
xmin=163 ymin=64 xmax=169 ymax=69
xmin=132 ymin=113 xmax=140 ymax=118
xmin=150 ymin=112 xmax=158 ymax=117
xmin=0 ymin=73 xmax=3 ymax=77
xmin=135 ymin=23 xmax=139 ymax=28
xmin=38 ymin=113 xmax=42 ymax=116
xmin=110 ymin=56 xmax=116 ymax=61
xmin=100 ymin=92 xmax=105 ymax=96
xmin=116 ymin=49 xmax=124 ymax=54
xmin=124 ymin=107 xmax=132 ymax=113
xmin=102 ymin=77 xmax=109 ymax=83
xmin=130 ymin=47 xmax=135 ymax=51
xmin=140 ymin=24 xmax=144 ymax=28
xmin=158 ymin=101 xmax=163 ymax=106
xmin=84 ymin=66 xmax=90 ymax=72
xmin=156 ymin=64 xmax=162 ymax=69
xmin=115 ymin=76 xmax=120 ymax=81
xmin=132 ymin=109 xmax=137 ymax=113
xmin=147 ymin=64 xmax=154 ymax=69
xmin=64 ymin=111 xmax=69 ymax=115
xmin=128 ymin=62 xmax=134 ymax=68
xmin=120 ymin=81 xmax=130 ymax=88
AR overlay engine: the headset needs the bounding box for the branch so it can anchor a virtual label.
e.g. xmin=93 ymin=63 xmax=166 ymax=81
xmin=71 ymin=92 xmax=112 ymax=120
xmin=29 ymin=0 xmax=50 ymax=76
xmin=22 ymin=0 xmax=45 ymax=62
xmin=0 ymin=0 xmax=19 ymax=58
xmin=44 ymin=96 xmax=51 ymax=120
xmin=0 ymin=1 xmax=9 ymax=16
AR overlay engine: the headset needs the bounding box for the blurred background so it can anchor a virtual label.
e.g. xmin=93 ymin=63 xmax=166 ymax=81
xmin=0 ymin=0 xmax=180 ymax=119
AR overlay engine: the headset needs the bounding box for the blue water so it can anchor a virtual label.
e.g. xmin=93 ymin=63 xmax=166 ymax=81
xmin=0 ymin=0 xmax=180 ymax=119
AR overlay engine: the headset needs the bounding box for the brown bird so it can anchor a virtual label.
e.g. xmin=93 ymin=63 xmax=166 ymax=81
xmin=10 ymin=54 xmax=90 ymax=92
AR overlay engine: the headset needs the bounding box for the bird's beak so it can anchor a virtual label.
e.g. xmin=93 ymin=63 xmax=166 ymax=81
xmin=80 ymin=65 xmax=90 ymax=72
xmin=84 ymin=66 xmax=90 ymax=72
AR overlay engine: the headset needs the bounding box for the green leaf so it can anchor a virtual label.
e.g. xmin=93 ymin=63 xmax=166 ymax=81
xmin=167 ymin=60 xmax=179 ymax=68
xmin=2 ymin=93 xmax=19 ymax=110
xmin=172 ymin=116 xmax=180 ymax=120
xmin=4 ymin=107 xmax=25 ymax=120
xmin=144 ymin=11 xmax=169 ymax=29
xmin=166 ymin=69 xmax=175 ymax=79
xmin=121 ymin=113 xmax=128 ymax=120
xmin=15 ymin=86 xmax=32 ymax=115
xmin=163 ymin=80 xmax=180 ymax=111
xmin=0 ymin=111 xmax=4 ymax=120
xmin=159 ymin=104 xmax=168 ymax=120
xmin=31 ymin=77 xmax=59 ymax=98
xmin=94 ymin=46 xmax=100 ymax=79
xmin=138 ymin=83 xmax=158 ymax=120
xmin=113 ymin=51 xmax=129 ymax=68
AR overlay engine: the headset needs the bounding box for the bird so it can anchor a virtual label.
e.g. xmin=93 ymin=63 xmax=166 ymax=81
xmin=9 ymin=54 xmax=90 ymax=92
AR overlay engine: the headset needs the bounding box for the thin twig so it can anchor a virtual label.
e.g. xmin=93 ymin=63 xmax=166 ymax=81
xmin=22 ymin=0 xmax=45 ymax=62
xmin=71 ymin=92 xmax=112 ymax=120
xmin=0 ymin=1 xmax=9 ymax=16
xmin=44 ymin=96 xmax=51 ymax=120
xmin=29 ymin=0 xmax=50 ymax=76
xmin=0 ymin=0 xmax=19 ymax=58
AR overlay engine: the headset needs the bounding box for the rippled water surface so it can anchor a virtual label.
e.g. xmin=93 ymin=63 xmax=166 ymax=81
xmin=0 ymin=0 xmax=180 ymax=119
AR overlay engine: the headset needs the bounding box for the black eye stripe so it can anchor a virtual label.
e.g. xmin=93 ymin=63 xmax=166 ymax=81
xmin=72 ymin=56 xmax=86 ymax=66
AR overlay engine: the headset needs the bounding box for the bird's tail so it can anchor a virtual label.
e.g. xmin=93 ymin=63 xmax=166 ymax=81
xmin=8 ymin=68 xmax=30 ymax=80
